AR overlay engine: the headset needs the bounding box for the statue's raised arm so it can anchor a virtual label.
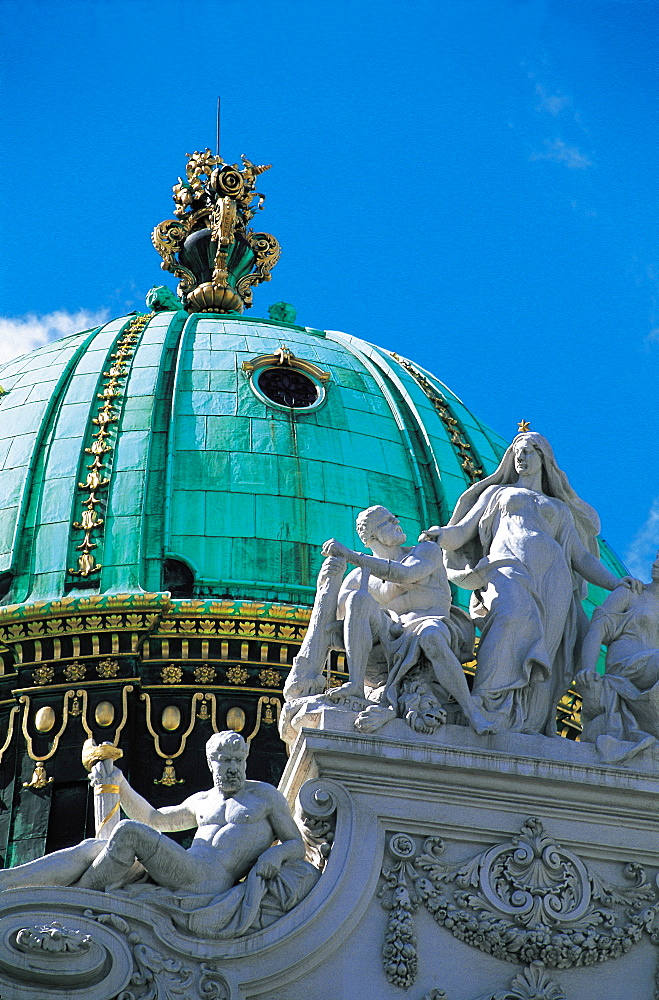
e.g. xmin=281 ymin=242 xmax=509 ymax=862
xmin=0 ymin=732 xmax=318 ymax=939
xmin=282 ymin=505 xmax=495 ymax=740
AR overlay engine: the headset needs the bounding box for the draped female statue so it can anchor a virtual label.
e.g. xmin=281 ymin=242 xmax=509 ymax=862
xmin=423 ymin=432 xmax=640 ymax=735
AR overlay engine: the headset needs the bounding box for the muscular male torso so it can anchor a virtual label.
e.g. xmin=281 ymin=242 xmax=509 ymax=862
xmin=184 ymin=782 xmax=278 ymax=881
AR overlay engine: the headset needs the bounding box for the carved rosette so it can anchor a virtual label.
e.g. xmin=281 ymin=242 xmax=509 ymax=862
xmin=379 ymin=818 xmax=659 ymax=989
xmin=152 ymin=150 xmax=280 ymax=314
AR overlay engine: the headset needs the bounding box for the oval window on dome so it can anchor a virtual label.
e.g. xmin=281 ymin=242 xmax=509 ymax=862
xmin=256 ymin=367 xmax=320 ymax=409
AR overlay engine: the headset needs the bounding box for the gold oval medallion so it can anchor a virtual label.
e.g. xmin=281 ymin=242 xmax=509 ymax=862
xmin=161 ymin=705 xmax=181 ymax=732
xmin=94 ymin=700 xmax=115 ymax=727
xmin=35 ymin=706 xmax=56 ymax=733
xmin=226 ymin=706 xmax=246 ymax=733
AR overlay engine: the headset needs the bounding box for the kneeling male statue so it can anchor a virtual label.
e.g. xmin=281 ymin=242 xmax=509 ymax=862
xmin=0 ymin=732 xmax=317 ymax=937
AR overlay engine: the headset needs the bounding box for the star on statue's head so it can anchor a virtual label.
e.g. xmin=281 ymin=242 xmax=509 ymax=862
xmin=517 ymin=419 xmax=531 ymax=433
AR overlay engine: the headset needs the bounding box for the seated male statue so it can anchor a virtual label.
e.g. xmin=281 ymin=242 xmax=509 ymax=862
xmin=317 ymin=505 xmax=494 ymax=735
xmin=0 ymin=732 xmax=310 ymax=928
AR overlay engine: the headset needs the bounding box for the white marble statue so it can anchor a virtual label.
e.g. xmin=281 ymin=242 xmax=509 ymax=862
xmin=0 ymin=732 xmax=318 ymax=937
xmin=307 ymin=505 xmax=494 ymax=735
xmin=576 ymin=552 xmax=659 ymax=762
xmin=422 ymin=432 xmax=641 ymax=736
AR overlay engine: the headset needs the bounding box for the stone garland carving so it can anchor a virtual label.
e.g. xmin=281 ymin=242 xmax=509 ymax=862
xmin=379 ymin=818 xmax=659 ymax=989
xmin=381 ymin=832 xmax=418 ymax=988
xmin=422 ymin=961 xmax=566 ymax=1000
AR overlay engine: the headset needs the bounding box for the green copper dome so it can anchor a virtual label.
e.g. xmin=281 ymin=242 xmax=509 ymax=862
xmin=0 ymin=308 xmax=625 ymax=613
xmin=0 ymin=303 xmax=630 ymax=864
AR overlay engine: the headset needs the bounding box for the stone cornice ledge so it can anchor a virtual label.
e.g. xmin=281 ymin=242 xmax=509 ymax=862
xmin=280 ymin=715 xmax=659 ymax=861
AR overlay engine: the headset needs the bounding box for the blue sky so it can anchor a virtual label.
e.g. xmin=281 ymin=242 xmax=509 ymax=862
xmin=1 ymin=0 xmax=657 ymax=573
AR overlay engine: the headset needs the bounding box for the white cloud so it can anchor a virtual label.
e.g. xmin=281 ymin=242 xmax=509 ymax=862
xmin=535 ymin=85 xmax=569 ymax=116
xmin=0 ymin=309 xmax=110 ymax=366
xmin=625 ymin=498 xmax=659 ymax=579
xmin=530 ymin=139 xmax=592 ymax=170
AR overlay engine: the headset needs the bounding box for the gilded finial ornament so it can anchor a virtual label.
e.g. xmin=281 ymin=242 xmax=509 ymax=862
xmin=152 ymin=150 xmax=280 ymax=314
xmin=154 ymin=759 xmax=185 ymax=786
xmin=23 ymin=761 xmax=53 ymax=789
xmin=518 ymin=419 xmax=531 ymax=433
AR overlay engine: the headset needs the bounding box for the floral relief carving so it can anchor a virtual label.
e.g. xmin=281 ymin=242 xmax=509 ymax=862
xmin=160 ymin=664 xmax=183 ymax=684
xmin=194 ymin=664 xmax=216 ymax=684
xmin=475 ymin=961 xmax=565 ymax=1000
xmin=379 ymin=818 xmax=659 ymax=989
xmin=96 ymin=658 xmax=120 ymax=679
xmin=32 ymin=665 xmax=55 ymax=685
xmin=64 ymin=660 xmax=86 ymax=682
xmin=258 ymin=667 xmax=280 ymax=688
xmin=15 ymin=920 xmax=92 ymax=955
xmin=83 ymin=910 xmax=231 ymax=1000
xmin=226 ymin=666 xmax=248 ymax=685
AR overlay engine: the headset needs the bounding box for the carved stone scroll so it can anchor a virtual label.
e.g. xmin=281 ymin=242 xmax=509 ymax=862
xmin=297 ymin=777 xmax=340 ymax=871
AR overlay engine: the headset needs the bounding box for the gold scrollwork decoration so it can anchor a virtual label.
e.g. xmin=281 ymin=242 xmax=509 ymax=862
xmin=245 ymin=696 xmax=281 ymax=745
xmin=112 ymin=684 xmax=133 ymax=747
xmin=74 ymin=685 xmax=133 ymax=747
xmin=141 ymin=691 xmax=204 ymax=785
xmin=241 ymin=346 xmax=330 ymax=384
xmin=210 ymin=197 xmax=238 ymax=284
xmin=150 ymin=219 xmax=197 ymax=294
xmin=20 ymin=691 xmax=78 ymax=787
xmin=394 ymin=355 xmax=484 ymax=483
xmin=152 ymin=150 xmax=279 ymax=313
xmin=235 ymin=232 xmax=281 ymax=308
xmin=0 ymin=705 xmax=19 ymax=763
xmin=196 ymin=692 xmax=218 ymax=729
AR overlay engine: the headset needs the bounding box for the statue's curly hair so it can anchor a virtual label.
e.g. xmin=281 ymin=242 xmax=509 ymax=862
xmin=206 ymin=730 xmax=248 ymax=761
xmin=356 ymin=505 xmax=391 ymax=544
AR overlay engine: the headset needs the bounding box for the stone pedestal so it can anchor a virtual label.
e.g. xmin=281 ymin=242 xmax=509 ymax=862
xmin=0 ymin=716 xmax=657 ymax=999
xmin=274 ymin=713 xmax=659 ymax=1000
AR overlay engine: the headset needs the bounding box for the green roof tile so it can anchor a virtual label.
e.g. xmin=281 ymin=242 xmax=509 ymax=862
xmin=0 ymin=311 xmax=628 ymax=610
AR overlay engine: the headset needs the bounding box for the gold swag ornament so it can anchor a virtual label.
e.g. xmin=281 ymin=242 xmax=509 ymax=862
xmin=152 ymin=150 xmax=281 ymax=314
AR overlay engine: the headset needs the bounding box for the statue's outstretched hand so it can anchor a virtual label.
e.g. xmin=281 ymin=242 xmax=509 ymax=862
xmin=322 ymin=538 xmax=353 ymax=561
xmin=419 ymin=525 xmax=445 ymax=544
xmin=617 ymin=576 xmax=643 ymax=594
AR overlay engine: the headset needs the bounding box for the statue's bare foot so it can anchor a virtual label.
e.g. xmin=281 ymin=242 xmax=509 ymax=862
xmin=326 ymin=682 xmax=366 ymax=702
xmin=468 ymin=710 xmax=498 ymax=736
